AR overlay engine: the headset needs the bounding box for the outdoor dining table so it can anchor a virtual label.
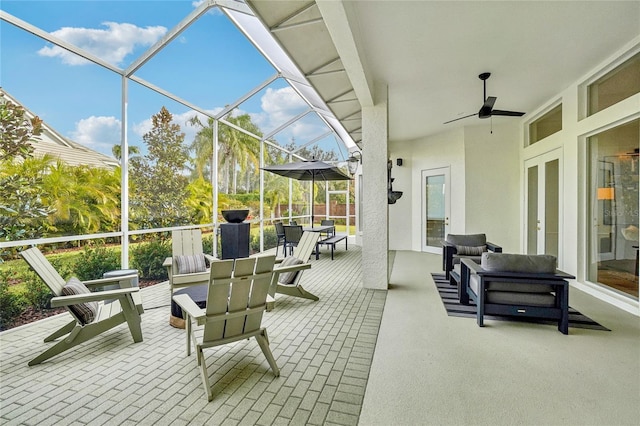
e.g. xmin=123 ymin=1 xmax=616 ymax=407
xmin=302 ymin=225 xmax=335 ymax=234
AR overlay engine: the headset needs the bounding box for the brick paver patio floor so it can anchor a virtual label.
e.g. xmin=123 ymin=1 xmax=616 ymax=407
xmin=1 ymin=245 xmax=387 ymax=426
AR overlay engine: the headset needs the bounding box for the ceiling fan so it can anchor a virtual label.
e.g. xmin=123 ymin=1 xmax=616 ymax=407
xmin=444 ymin=72 xmax=525 ymax=124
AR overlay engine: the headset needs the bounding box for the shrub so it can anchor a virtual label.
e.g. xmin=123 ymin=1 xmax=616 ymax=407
xmin=252 ymin=228 xmax=278 ymax=253
xmin=131 ymin=240 xmax=171 ymax=280
xmin=0 ymin=270 xmax=26 ymax=329
xmin=72 ymin=245 xmax=121 ymax=280
xmin=21 ymin=269 xmax=52 ymax=310
xmin=202 ymin=233 xmax=214 ymax=254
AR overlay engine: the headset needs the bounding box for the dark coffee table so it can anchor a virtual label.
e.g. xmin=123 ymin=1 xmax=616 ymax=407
xmin=170 ymin=284 xmax=208 ymax=328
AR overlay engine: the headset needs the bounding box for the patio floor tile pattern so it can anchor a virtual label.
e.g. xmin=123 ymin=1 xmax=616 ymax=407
xmin=0 ymin=245 xmax=387 ymax=425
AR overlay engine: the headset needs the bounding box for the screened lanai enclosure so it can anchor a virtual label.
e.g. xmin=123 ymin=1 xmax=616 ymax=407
xmin=0 ymin=1 xmax=359 ymax=268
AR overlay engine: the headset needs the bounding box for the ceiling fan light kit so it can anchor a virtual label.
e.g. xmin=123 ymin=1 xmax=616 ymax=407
xmin=444 ymin=72 xmax=526 ymax=124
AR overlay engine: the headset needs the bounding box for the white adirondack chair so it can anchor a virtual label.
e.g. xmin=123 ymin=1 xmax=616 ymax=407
xmin=20 ymin=247 xmax=144 ymax=366
xmin=172 ymin=254 xmax=279 ymax=401
xmin=269 ymin=231 xmax=321 ymax=303
xmin=163 ymin=229 xmax=216 ymax=293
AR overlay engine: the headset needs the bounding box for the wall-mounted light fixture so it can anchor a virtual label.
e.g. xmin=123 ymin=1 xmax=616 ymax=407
xmin=347 ymin=151 xmax=362 ymax=175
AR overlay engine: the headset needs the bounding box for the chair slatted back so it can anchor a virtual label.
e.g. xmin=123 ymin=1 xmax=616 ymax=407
xmin=283 ymin=225 xmax=303 ymax=245
xmin=173 ymin=229 xmax=203 ymax=257
xmin=292 ymin=232 xmax=321 ymax=262
xmin=275 ymin=221 xmax=285 ymax=238
xmin=20 ymin=248 xmax=66 ymax=296
xmin=203 ymin=255 xmax=276 ymax=343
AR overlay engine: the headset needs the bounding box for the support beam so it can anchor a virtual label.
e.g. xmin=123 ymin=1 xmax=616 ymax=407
xmin=361 ymin=84 xmax=389 ymax=290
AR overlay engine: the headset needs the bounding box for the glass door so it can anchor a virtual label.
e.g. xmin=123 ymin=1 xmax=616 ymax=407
xmin=422 ymin=167 xmax=450 ymax=253
xmin=524 ymin=149 xmax=562 ymax=261
xmin=587 ymin=120 xmax=639 ymax=299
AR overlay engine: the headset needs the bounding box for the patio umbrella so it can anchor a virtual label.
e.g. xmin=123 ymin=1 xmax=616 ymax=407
xmin=262 ymin=159 xmax=352 ymax=227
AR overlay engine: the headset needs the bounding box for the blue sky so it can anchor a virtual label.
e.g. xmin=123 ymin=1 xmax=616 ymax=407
xmin=1 ymin=0 xmax=345 ymax=159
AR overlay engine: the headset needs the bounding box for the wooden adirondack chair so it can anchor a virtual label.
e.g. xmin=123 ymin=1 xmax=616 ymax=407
xmin=20 ymin=247 xmax=144 ymax=366
xmin=172 ymin=254 xmax=279 ymax=401
xmin=163 ymin=229 xmax=216 ymax=294
xmin=269 ymin=231 xmax=321 ymax=303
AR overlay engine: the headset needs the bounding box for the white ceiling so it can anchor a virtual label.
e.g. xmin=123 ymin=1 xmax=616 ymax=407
xmin=247 ymin=0 xmax=640 ymax=145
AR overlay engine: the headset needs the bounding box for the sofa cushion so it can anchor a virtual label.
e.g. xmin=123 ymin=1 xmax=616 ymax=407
xmin=487 ymin=281 xmax=554 ymax=293
xmin=446 ymin=233 xmax=487 ymax=247
xmin=486 ymin=291 xmax=556 ymax=307
xmin=175 ymin=254 xmax=207 ymax=274
xmin=279 ymin=256 xmax=304 ymax=284
xmin=481 ymin=253 xmax=556 ymax=274
xmin=455 ymin=245 xmax=487 ymax=256
xmin=61 ymin=277 xmax=98 ymax=325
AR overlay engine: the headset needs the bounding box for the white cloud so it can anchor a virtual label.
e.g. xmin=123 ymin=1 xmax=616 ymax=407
xmin=69 ymin=116 xmax=121 ymax=154
xmin=254 ymin=87 xmax=308 ymax=135
xmin=38 ymin=22 xmax=166 ymax=66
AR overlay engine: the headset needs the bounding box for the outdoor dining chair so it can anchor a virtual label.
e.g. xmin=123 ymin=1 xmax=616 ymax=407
xmin=283 ymin=224 xmax=303 ymax=256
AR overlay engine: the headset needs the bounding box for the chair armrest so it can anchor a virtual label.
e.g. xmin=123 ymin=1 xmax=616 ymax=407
xmin=82 ymin=274 xmax=139 ymax=289
xmin=50 ymin=287 xmax=139 ymax=307
xmin=475 ymin=268 xmax=574 ymax=281
xmin=461 ymin=258 xmax=483 ymax=274
xmin=172 ymin=293 xmax=205 ymax=324
xmin=274 ymin=263 xmax=312 ymax=275
xmin=486 ymin=242 xmax=502 ymax=252
xmin=163 ymin=257 xmax=172 ymax=268
xmin=203 ymin=254 xmax=216 ymax=265
xmin=441 ymin=240 xmax=457 ymax=250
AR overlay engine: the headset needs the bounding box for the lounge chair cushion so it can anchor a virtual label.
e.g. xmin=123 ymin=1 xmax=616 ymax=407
xmin=279 ymin=256 xmax=304 ymax=284
xmin=481 ymin=253 xmax=556 ymax=274
xmin=469 ymin=275 xmax=555 ymax=294
xmin=455 ymin=245 xmax=487 ymax=256
xmin=175 ymin=254 xmax=207 ymax=274
xmin=446 ymin=233 xmax=487 ymax=247
xmin=61 ymin=277 xmax=98 ymax=325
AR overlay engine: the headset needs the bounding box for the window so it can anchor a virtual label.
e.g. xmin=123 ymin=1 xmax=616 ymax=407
xmin=588 ymin=52 xmax=640 ymax=116
xmin=587 ymin=119 xmax=639 ymax=299
xmin=528 ymin=104 xmax=562 ymax=145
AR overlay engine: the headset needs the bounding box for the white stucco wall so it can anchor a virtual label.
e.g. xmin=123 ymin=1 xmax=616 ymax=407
xmin=463 ymin=123 xmax=520 ymax=252
xmin=389 ymin=124 xmax=520 ymax=253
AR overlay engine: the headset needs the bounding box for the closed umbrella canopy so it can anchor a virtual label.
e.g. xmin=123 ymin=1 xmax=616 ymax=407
xmin=262 ymin=159 xmax=351 ymax=226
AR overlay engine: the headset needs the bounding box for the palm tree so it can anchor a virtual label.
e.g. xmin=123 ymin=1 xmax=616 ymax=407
xmin=112 ymin=144 xmax=140 ymax=161
xmin=188 ymin=112 xmax=262 ymax=194
xmin=219 ymin=113 xmax=261 ymax=194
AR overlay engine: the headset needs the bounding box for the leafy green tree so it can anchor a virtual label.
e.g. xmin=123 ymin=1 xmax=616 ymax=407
xmin=0 ymin=97 xmax=42 ymax=161
xmin=129 ymin=107 xmax=190 ymax=229
xmin=186 ymin=177 xmax=213 ymax=224
xmin=0 ymin=100 xmax=54 ymax=245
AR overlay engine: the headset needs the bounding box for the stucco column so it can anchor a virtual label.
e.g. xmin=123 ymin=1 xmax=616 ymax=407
xmin=361 ymin=85 xmax=388 ymax=290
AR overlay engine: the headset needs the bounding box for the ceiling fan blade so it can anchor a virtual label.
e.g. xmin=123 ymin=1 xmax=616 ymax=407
xmin=479 ymin=96 xmax=497 ymax=118
xmin=491 ymin=109 xmax=525 ymax=117
xmin=443 ymin=113 xmax=477 ymax=124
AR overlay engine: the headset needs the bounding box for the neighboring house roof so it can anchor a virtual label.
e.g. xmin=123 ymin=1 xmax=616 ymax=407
xmin=1 ymin=87 xmax=119 ymax=169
